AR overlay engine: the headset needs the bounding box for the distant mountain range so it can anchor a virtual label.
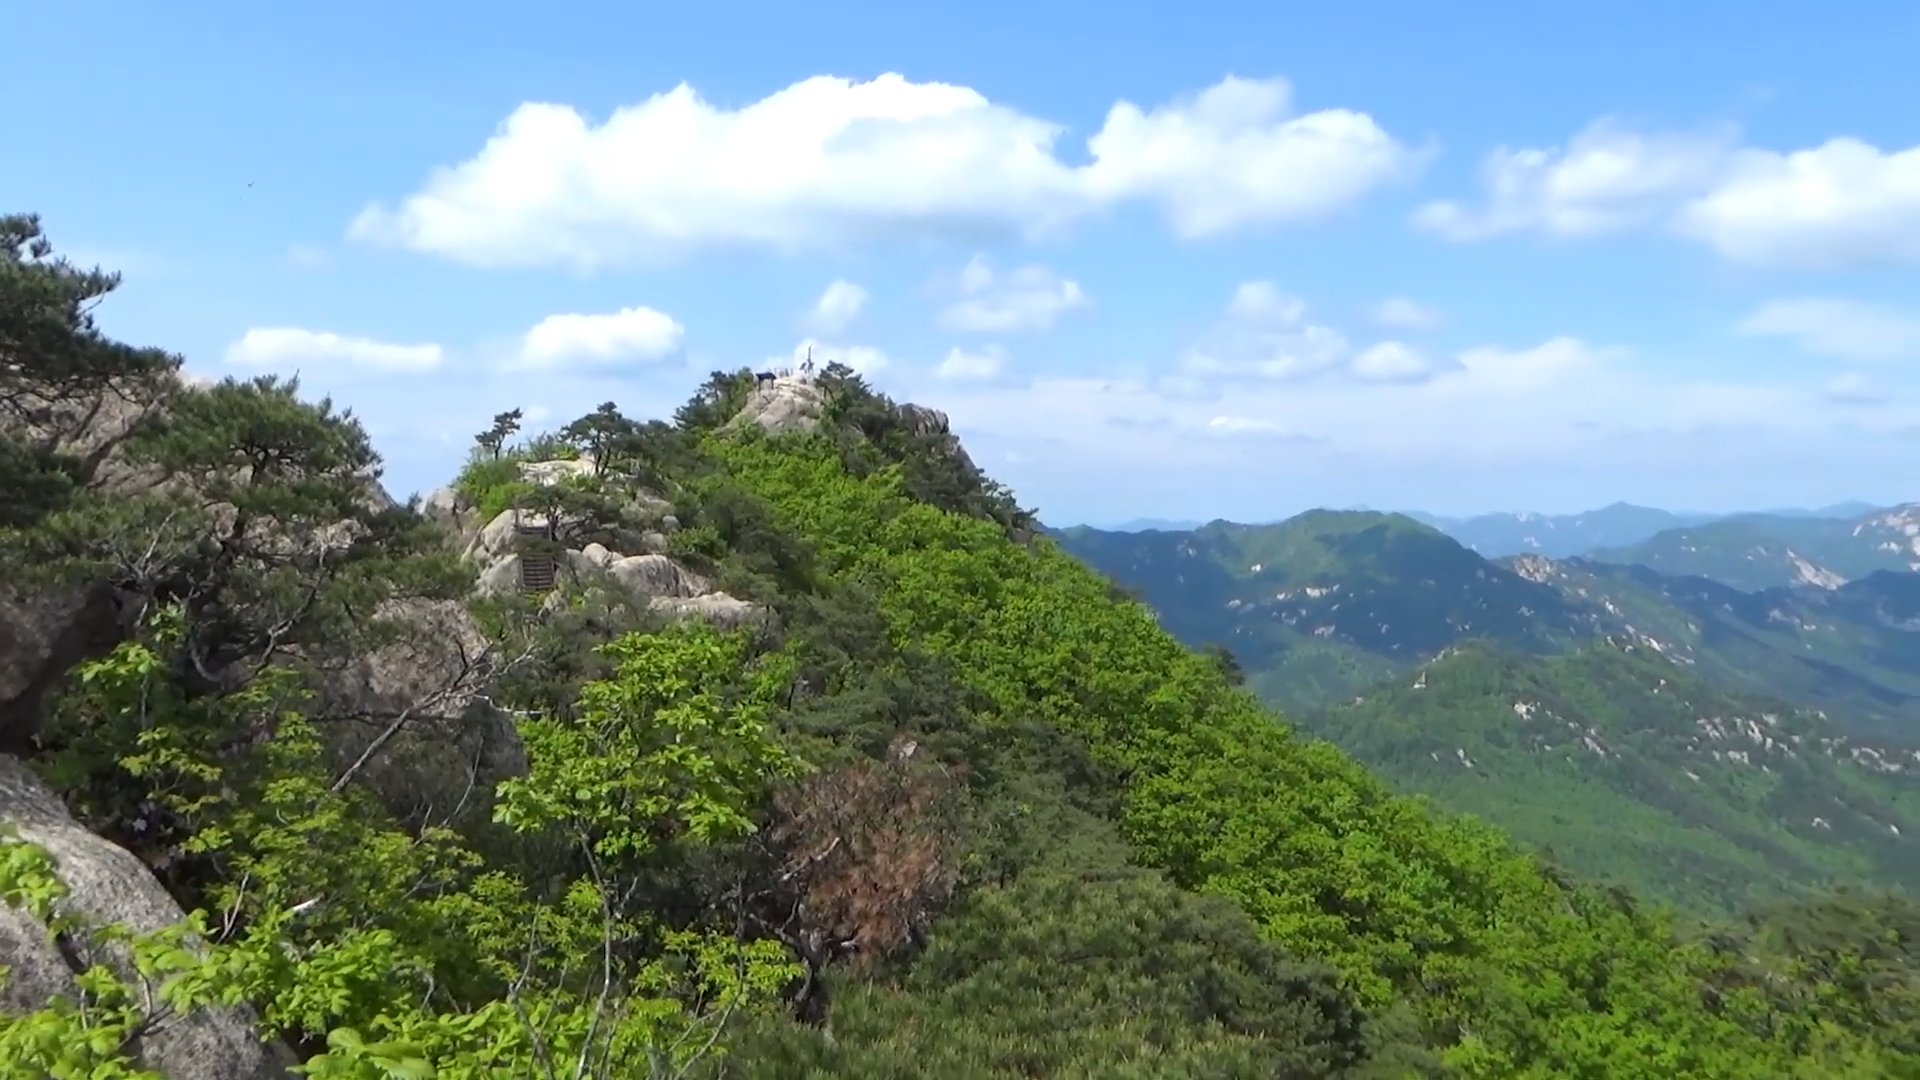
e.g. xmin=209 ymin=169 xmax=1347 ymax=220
xmin=1051 ymin=509 xmax=1920 ymax=913
xmin=1588 ymin=504 xmax=1920 ymax=591
xmin=1104 ymin=517 xmax=1205 ymax=532
xmin=1054 ymin=510 xmax=1920 ymax=732
xmin=1406 ymin=502 xmax=1725 ymax=557
xmin=1089 ymin=500 xmax=1885 ymax=560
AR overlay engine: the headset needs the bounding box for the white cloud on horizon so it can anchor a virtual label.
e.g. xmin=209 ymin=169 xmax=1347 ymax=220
xmin=1735 ymin=297 xmax=1920 ymax=361
xmin=1417 ymin=120 xmax=1920 ymax=269
xmin=348 ymin=73 xmax=1416 ymax=269
xmin=225 ymin=327 xmax=444 ymax=372
xmin=937 ymin=255 xmax=1088 ymax=333
xmin=893 ymin=334 xmax=1842 ymax=498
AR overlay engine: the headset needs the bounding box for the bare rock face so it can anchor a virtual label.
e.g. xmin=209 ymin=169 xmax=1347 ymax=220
xmin=728 ymin=375 xmax=830 ymax=435
xmin=0 ymin=756 xmax=297 ymax=1079
xmin=607 ymin=554 xmax=709 ymax=599
xmin=308 ymin=597 xmax=526 ymax=820
xmin=419 ymin=485 xmax=475 ymax=542
xmin=517 ymin=458 xmax=595 ymax=487
xmin=0 ymin=583 xmax=130 ymax=754
xmin=650 ymin=592 xmax=768 ymax=631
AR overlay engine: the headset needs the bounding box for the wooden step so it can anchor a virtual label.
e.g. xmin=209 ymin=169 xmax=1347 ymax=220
xmin=519 ymin=552 xmax=558 ymax=593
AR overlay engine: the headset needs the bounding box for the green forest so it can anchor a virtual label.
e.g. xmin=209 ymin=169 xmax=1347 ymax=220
xmin=5 ymin=212 xmax=1920 ymax=1078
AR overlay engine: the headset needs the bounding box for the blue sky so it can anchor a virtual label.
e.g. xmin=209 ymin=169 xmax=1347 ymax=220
xmin=7 ymin=0 xmax=1920 ymax=526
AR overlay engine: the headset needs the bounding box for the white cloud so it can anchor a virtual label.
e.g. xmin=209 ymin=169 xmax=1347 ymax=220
xmin=1350 ymin=341 xmax=1438 ymax=383
xmin=783 ymin=338 xmax=889 ymax=375
xmin=1735 ymin=298 xmax=1920 ymax=361
xmin=937 ymin=344 xmax=1008 ymax=380
xmin=1205 ymin=415 xmax=1314 ymax=440
xmin=937 ymin=255 xmax=1088 ymax=333
xmin=1180 ymin=282 xmax=1349 ymax=380
xmin=1413 ymin=120 xmax=1734 ymax=241
xmin=348 ymin=73 xmax=1414 ymax=269
xmin=516 ymin=306 xmax=685 ymax=369
xmin=1369 ymin=297 xmax=1443 ymax=330
xmin=807 ymin=279 xmax=869 ymax=333
xmin=1677 ymin=140 xmax=1920 ymax=269
xmin=904 ymin=334 xmax=1816 ymax=485
xmin=225 ymin=328 xmax=443 ymax=372
xmin=1824 ymin=371 xmax=1891 ymax=405
xmin=1416 ymin=120 xmax=1920 ymax=269
xmin=1078 ymin=76 xmax=1418 ymax=238
xmin=1450 ymin=336 xmax=1611 ymax=395
xmin=287 ymin=244 xmax=332 ymax=269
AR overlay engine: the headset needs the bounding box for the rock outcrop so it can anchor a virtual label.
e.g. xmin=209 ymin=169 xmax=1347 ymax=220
xmin=727 ymin=373 xmax=830 ymax=435
xmin=726 ymin=372 xmax=983 ymax=483
xmin=0 ymin=374 xmax=508 ymax=1075
xmin=0 ymin=756 xmax=297 ymax=1079
xmin=459 ymin=460 xmax=768 ymax=630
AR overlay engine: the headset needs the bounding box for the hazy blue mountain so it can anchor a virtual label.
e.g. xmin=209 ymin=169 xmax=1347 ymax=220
xmin=1103 ymin=516 xmax=1205 ymax=532
xmin=1590 ymin=504 xmax=1920 ymax=591
xmin=1407 ymin=503 xmax=1728 ymax=558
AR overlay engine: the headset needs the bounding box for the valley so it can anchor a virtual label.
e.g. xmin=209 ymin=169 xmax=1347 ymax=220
xmin=1055 ymin=508 xmax=1920 ymax=916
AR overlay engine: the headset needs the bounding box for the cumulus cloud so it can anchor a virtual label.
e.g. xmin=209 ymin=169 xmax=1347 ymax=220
xmin=1824 ymin=371 xmax=1891 ymax=405
xmin=1677 ymin=140 xmax=1920 ymax=269
xmin=1369 ymin=297 xmax=1443 ymax=329
xmin=1416 ymin=120 xmax=1920 ymax=268
xmin=937 ymin=255 xmax=1088 ymax=333
xmin=516 ymin=306 xmax=685 ymax=369
xmin=937 ymin=344 xmax=1008 ymax=380
xmin=225 ymin=328 xmax=443 ymax=372
xmin=807 ymin=279 xmax=869 ymax=333
xmin=1180 ymin=282 xmax=1349 ymax=380
xmin=1413 ymin=120 xmax=1734 ymax=241
xmin=1350 ymin=341 xmax=1440 ymax=383
xmin=1735 ymin=298 xmax=1920 ymax=361
xmin=348 ymin=73 xmax=1414 ymax=269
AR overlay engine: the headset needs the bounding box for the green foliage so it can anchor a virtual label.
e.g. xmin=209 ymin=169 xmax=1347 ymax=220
xmin=453 ymin=452 xmax=526 ymax=524
xmin=721 ymin=861 xmax=1415 ymax=1078
xmin=701 ymin=427 xmax=1920 ymax=1076
xmin=474 ymin=408 xmax=522 ymax=461
xmin=0 ymin=213 xmax=178 ymax=531
xmin=1 ymin=621 xmax=801 ymax=1078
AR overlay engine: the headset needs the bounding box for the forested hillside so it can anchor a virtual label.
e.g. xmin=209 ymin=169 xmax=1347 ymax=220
xmin=5 ymin=215 xmax=1920 ymax=1077
xmin=1309 ymin=641 xmax=1920 ymax=915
